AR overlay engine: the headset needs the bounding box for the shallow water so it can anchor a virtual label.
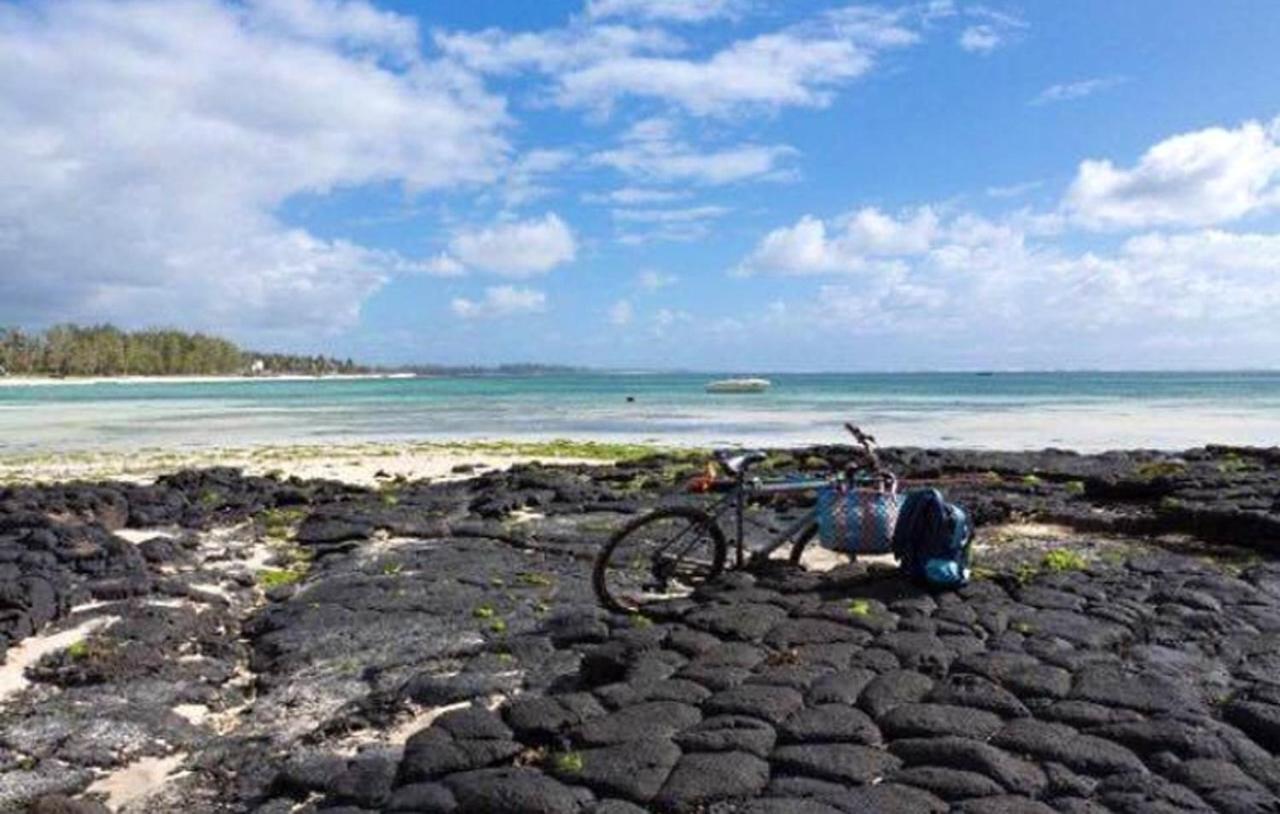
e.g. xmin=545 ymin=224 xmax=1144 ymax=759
xmin=2 ymin=371 xmax=1279 ymax=453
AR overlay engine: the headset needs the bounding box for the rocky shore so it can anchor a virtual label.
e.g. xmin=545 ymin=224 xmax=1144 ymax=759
xmin=3 ymin=444 xmax=1280 ymax=812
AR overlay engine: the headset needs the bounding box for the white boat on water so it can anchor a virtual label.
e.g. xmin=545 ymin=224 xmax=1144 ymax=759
xmin=705 ymin=377 xmax=771 ymax=394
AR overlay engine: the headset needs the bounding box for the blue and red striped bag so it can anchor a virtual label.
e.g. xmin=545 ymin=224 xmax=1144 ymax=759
xmin=815 ymin=482 xmax=901 ymax=554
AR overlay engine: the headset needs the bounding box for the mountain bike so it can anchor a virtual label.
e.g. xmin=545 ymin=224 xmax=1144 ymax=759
xmin=592 ymin=424 xmax=897 ymax=612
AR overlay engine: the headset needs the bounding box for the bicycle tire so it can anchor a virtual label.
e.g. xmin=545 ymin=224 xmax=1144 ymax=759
xmin=593 ymin=507 xmax=727 ymax=613
xmin=787 ymin=521 xmax=820 ymax=565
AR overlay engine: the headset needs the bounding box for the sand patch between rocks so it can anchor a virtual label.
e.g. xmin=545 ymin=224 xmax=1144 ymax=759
xmin=0 ymin=616 xmax=116 ymax=704
xmin=85 ymin=753 xmax=188 ymax=811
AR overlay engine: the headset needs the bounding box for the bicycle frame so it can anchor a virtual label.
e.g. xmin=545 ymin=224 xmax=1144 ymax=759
xmin=700 ymin=470 xmax=834 ymax=567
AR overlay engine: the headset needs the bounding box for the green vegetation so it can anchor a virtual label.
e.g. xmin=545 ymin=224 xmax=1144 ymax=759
xmin=551 ymin=751 xmax=584 ymax=775
xmin=1064 ymin=480 xmax=1086 ymax=495
xmin=433 ymin=438 xmax=679 ymax=462
xmin=1218 ymin=452 xmax=1250 ymax=473
xmin=65 ymin=640 xmax=91 ymax=659
xmin=473 ymin=604 xmax=496 ymax=620
xmin=488 ymin=618 xmax=508 ymax=634
xmin=629 ymin=613 xmax=654 ymax=629
xmin=257 ymin=568 xmax=305 ymax=589
xmin=1042 ymin=549 xmax=1088 ymax=572
xmin=0 ymin=323 xmax=363 ymax=377
xmin=260 ymin=507 xmax=306 ymax=539
xmin=1021 ymin=474 xmax=1043 ymax=486
xmin=1134 ymin=460 xmax=1187 ymax=480
xmin=847 ymin=598 xmax=872 ymax=617
xmin=382 ymin=561 xmax=404 ymax=576
xmin=516 ymin=571 xmax=554 ymax=588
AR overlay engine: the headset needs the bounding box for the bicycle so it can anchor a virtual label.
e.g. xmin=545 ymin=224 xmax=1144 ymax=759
xmin=592 ymin=424 xmax=898 ymax=613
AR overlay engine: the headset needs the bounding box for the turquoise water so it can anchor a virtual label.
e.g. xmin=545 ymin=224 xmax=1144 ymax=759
xmin=2 ymin=371 xmax=1279 ymax=453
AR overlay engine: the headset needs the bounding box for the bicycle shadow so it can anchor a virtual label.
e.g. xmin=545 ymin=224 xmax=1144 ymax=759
xmin=749 ymin=556 xmax=939 ymax=606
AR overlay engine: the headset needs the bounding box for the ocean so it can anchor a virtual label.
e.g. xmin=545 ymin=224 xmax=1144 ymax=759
xmin=2 ymin=371 xmax=1278 ymax=454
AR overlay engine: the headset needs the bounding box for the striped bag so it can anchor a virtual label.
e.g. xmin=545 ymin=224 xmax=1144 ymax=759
xmin=816 ymin=483 xmax=902 ymax=554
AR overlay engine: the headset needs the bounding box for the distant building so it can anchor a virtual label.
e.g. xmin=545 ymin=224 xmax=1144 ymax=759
xmin=249 ymin=358 xmax=265 ymax=376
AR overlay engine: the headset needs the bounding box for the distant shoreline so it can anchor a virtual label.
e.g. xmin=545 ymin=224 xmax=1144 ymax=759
xmin=0 ymin=372 xmax=419 ymax=387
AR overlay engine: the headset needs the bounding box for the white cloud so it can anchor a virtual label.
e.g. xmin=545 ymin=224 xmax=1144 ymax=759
xmin=447 ymin=214 xmax=578 ymax=277
xmin=957 ymin=6 xmax=1025 ymax=54
xmin=451 ymin=285 xmax=547 ymax=319
xmin=637 ymin=269 xmax=678 ymax=290
xmin=583 ymin=187 xmax=689 ymax=205
xmin=736 ymin=207 xmax=940 ymax=275
xmin=958 ymin=25 xmax=1001 ymax=53
xmin=585 ymin=0 xmax=741 ymax=23
xmin=444 ymin=6 xmax=921 ymax=117
xmin=612 ymin=205 xmax=729 ymax=223
xmin=412 ymin=254 xmax=468 ymax=277
xmin=741 ymin=208 xmax=1280 ymax=351
xmin=247 ymin=0 xmax=420 ymax=58
xmin=591 ymin=117 xmax=796 ymax=185
xmin=607 ymin=299 xmax=634 ymax=325
xmin=986 ymin=180 xmax=1042 ymax=198
xmin=1031 ymin=76 xmax=1127 ymax=106
xmin=558 ymin=30 xmax=878 ymax=115
xmin=612 ymin=204 xmax=729 ymax=243
xmin=1063 ymin=117 xmax=1280 ymax=229
xmin=734 ymin=114 xmax=1280 ymax=362
xmin=434 ymin=23 xmax=681 ymax=75
xmin=0 ymin=0 xmax=508 ymax=335
xmin=1047 ymin=229 xmax=1280 ymax=324
xmin=498 ymin=149 xmax=576 ymax=207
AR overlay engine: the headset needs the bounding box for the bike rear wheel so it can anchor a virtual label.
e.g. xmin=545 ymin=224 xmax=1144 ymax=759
xmin=787 ymin=522 xmax=819 ymax=565
xmin=593 ymin=507 xmax=727 ymax=613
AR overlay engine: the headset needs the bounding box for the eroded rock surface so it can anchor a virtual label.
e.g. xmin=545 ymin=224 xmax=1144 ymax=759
xmin=0 ymin=444 xmax=1278 ymax=811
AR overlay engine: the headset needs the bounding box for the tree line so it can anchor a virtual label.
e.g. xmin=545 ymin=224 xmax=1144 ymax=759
xmin=0 ymin=324 xmax=364 ymax=377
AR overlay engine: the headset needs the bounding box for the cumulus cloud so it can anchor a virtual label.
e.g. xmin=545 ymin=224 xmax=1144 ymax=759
xmin=591 ymin=118 xmax=796 ymax=185
xmin=0 ymin=0 xmax=507 ymax=335
xmin=1064 ymin=117 xmax=1280 ymax=229
xmin=446 ymin=214 xmax=577 ymax=277
xmin=739 ymin=200 xmax=1280 ymax=352
xmin=451 ymin=285 xmax=547 ymax=319
xmin=736 ymin=207 xmax=940 ymax=275
xmin=1047 ymin=229 xmax=1280 ymax=324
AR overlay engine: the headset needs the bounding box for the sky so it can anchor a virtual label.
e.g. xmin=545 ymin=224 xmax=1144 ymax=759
xmin=1 ymin=0 xmax=1279 ymax=371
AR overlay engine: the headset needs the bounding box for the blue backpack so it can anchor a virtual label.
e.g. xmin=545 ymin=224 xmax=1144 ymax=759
xmin=892 ymin=488 xmax=974 ymax=588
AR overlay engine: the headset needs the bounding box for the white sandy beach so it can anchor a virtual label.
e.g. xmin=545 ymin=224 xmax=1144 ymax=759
xmin=0 ymin=441 xmax=629 ymax=486
xmin=0 ymin=372 xmax=416 ymax=387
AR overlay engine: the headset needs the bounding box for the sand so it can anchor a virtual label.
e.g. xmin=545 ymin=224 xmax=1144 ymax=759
xmin=0 ymin=616 xmax=116 ymax=703
xmin=0 ymin=441 xmax=612 ymax=487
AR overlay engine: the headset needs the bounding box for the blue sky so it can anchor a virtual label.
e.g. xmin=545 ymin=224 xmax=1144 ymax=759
xmin=1 ymin=1 xmax=1278 ymax=370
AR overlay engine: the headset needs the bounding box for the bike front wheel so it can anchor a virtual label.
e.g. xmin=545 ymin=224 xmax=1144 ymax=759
xmin=593 ymin=507 xmax=727 ymax=613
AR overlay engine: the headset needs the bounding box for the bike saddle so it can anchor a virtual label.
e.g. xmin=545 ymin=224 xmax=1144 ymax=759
xmin=715 ymin=449 xmax=768 ymax=474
